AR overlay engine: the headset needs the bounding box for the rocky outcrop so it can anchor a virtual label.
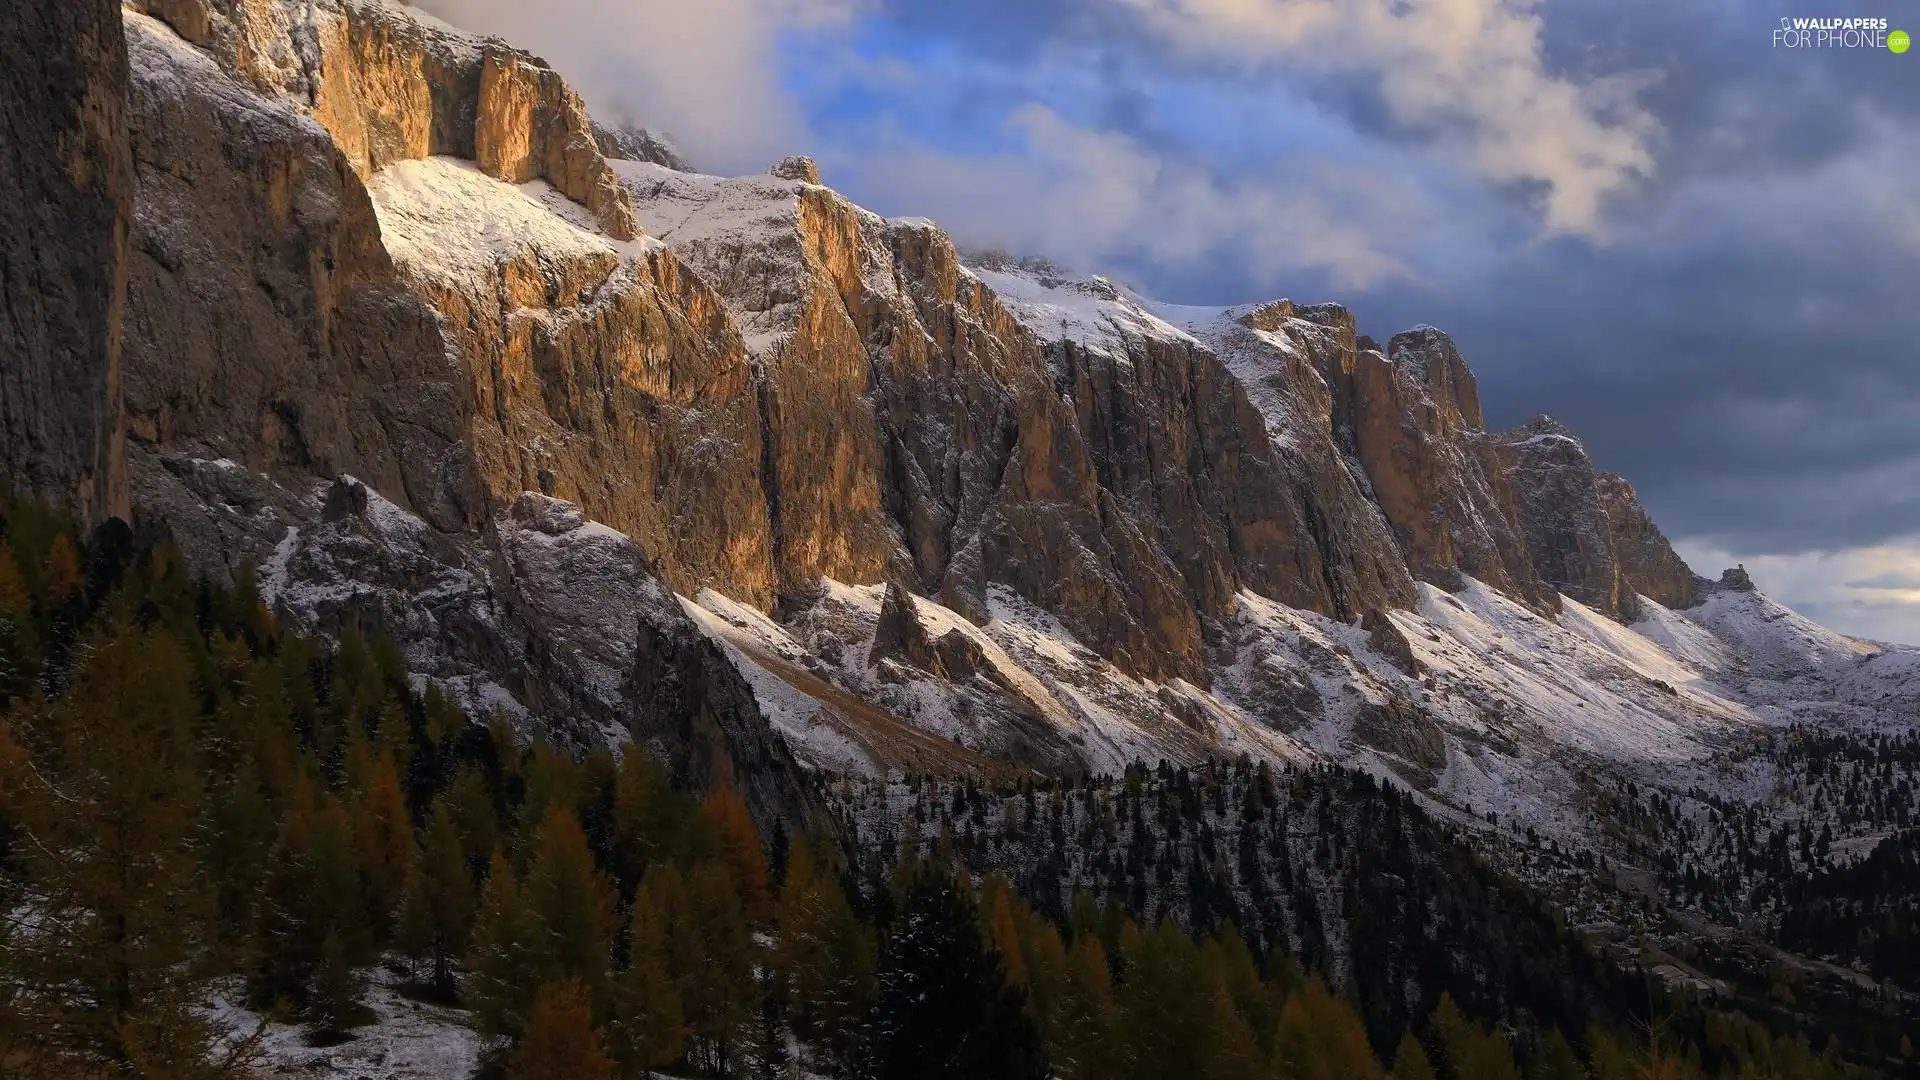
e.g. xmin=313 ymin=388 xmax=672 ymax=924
xmin=1494 ymin=415 xmax=1633 ymax=618
xmin=1327 ymin=325 xmax=1551 ymax=610
xmin=593 ymin=121 xmax=692 ymax=172
xmin=121 ymin=12 xmax=471 ymax=531
xmin=1215 ymin=301 xmax=1419 ymax=616
xmin=472 ymin=48 xmax=637 ymax=239
xmin=1598 ymin=472 xmax=1697 ymax=610
xmin=0 ymin=0 xmax=131 ymax=524
xmin=133 ymin=0 xmax=638 ymax=239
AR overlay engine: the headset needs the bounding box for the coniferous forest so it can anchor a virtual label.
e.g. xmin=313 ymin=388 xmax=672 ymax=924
xmin=0 ymin=497 xmax=1907 ymax=1079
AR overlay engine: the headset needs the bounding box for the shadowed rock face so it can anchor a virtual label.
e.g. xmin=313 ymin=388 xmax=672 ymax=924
xmin=0 ymin=0 xmax=131 ymax=524
xmin=1318 ymin=324 xmax=1551 ymax=610
xmin=1496 ymin=415 xmax=1632 ymax=618
xmin=1598 ymin=472 xmax=1697 ymax=610
xmin=122 ymin=13 xmax=471 ymax=532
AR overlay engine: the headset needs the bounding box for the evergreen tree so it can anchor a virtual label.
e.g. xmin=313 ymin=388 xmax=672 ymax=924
xmin=611 ymin=879 xmax=686 ymax=1076
xmin=469 ymin=848 xmax=541 ymax=1042
xmin=773 ymin=843 xmax=875 ymax=1072
xmin=1396 ymin=1032 xmax=1439 ymax=1080
xmin=866 ymin=865 xmax=1048 ymax=1080
xmin=701 ymin=787 xmax=770 ymax=921
xmin=306 ymin=929 xmax=369 ymax=1043
xmin=1432 ymin=995 xmax=1521 ymax=1080
xmin=682 ymin=860 xmax=758 ymax=1073
xmin=3 ymin=622 xmax=223 ymax=1073
xmin=507 ymin=980 xmax=617 ymax=1080
xmin=523 ymin=804 xmax=616 ymax=1006
xmin=1530 ymin=1030 xmax=1586 ymax=1080
xmin=400 ymin=800 xmax=476 ymax=1000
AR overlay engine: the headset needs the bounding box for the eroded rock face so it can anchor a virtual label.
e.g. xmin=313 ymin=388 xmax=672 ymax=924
xmin=1327 ymin=325 xmax=1551 ymax=610
xmin=122 ymin=13 xmax=471 ymax=532
xmin=1598 ymin=472 xmax=1697 ymax=610
xmin=1211 ymin=301 xmax=1418 ymax=618
xmin=0 ymin=0 xmax=131 ymax=524
xmin=1495 ymin=415 xmax=1632 ymax=618
xmin=133 ymin=0 xmax=637 ymax=239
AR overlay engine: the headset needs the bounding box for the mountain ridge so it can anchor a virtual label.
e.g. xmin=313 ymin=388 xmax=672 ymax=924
xmin=8 ymin=0 xmax=1918 ymax=852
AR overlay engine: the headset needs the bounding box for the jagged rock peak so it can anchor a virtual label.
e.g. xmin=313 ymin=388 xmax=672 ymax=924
xmin=591 ymin=119 xmax=692 ymax=171
xmin=1720 ymin=565 xmax=1756 ymax=591
xmin=770 ymin=154 xmax=822 ymax=184
xmin=1386 ymin=325 xmax=1485 ymax=431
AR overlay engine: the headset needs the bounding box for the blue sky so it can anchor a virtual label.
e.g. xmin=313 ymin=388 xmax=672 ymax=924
xmin=421 ymin=0 xmax=1920 ymax=640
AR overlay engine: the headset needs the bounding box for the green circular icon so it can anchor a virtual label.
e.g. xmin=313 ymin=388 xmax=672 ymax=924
xmin=1893 ymin=29 xmax=1912 ymax=53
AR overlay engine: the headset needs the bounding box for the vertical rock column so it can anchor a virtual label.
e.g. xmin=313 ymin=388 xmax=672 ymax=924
xmin=0 ymin=0 xmax=131 ymax=522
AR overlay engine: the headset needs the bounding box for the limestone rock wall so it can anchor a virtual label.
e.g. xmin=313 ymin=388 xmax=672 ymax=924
xmin=0 ymin=0 xmax=132 ymax=524
xmin=1495 ymin=415 xmax=1633 ymax=618
xmin=121 ymin=12 xmax=471 ymax=532
xmin=1598 ymin=472 xmax=1697 ymax=610
xmin=1326 ymin=324 xmax=1553 ymax=610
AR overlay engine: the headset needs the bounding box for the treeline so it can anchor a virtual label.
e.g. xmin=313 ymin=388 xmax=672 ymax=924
xmin=0 ymin=496 xmax=1897 ymax=1080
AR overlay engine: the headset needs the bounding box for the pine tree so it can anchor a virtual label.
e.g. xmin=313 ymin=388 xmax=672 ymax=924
xmin=306 ymin=929 xmax=369 ymax=1043
xmin=867 ymin=865 xmax=1048 ymax=1080
xmin=507 ymin=980 xmax=617 ymax=1080
xmin=1530 ymin=1030 xmax=1585 ymax=1080
xmin=353 ymin=747 xmax=413 ymax=943
xmin=773 ymin=843 xmax=874 ymax=1072
xmin=469 ymin=848 xmax=541 ymax=1042
xmin=1432 ymin=995 xmax=1520 ymax=1080
xmin=1049 ymin=933 xmax=1122 ymax=1080
xmin=2 ymin=622 xmax=223 ymax=1073
xmin=682 ymin=860 xmax=758 ymax=1073
xmin=523 ymin=804 xmax=615 ymax=1006
xmin=1395 ymin=1032 xmax=1438 ymax=1080
xmin=400 ymin=800 xmax=476 ymax=1000
xmin=611 ymin=879 xmax=686 ymax=1076
xmin=700 ymin=787 xmax=770 ymax=921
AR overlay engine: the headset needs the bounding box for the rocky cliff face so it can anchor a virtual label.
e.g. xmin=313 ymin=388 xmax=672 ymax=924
xmin=1337 ymin=326 xmax=1551 ymax=609
xmin=1495 ymin=415 xmax=1634 ymax=618
xmin=0 ymin=0 xmax=131 ymax=524
xmin=1598 ymin=471 xmax=1697 ymax=610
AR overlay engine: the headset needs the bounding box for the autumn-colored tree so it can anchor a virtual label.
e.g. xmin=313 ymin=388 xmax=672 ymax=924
xmin=507 ymin=980 xmax=617 ymax=1080
xmin=352 ymin=748 xmax=414 ymax=941
xmin=611 ymin=879 xmax=686 ymax=1075
xmin=682 ymin=860 xmax=759 ymax=1071
xmin=1432 ymin=995 xmax=1521 ymax=1080
xmin=469 ymin=848 xmax=540 ymax=1042
xmin=700 ymin=787 xmax=769 ymax=921
xmin=1530 ymin=1029 xmax=1586 ymax=1080
xmin=1 ymin=622 xmax=223 ymax=1074
xmin=523 ymin=804 xmax=616 ymax=1006
xmin=1049 ymin=933 xmax=1122 ymax=1080
xmin=400 ymin=800 xmax=477 ymax=1000
xmin=1395 ymin=1032 xmax=1439 ymax=1080
xmin=773 ymin=843 xmax=875 ymax=1072
xmin=1273 ymin=978 xmax=1383 ymax=1080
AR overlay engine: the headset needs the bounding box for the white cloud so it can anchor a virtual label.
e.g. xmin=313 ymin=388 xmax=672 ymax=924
xmin=838 ymin=104 xmax=1422 ymax=290
xmin=1104 ymin=0 xmax=1659 ymax=234
xmin=409 ymin=0 xmax=862 ymax=175
xmin=1675 ymin=540 xmax=1920 ymax=645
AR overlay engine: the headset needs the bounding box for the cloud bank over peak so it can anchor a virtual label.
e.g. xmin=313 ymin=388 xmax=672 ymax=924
xmin=410 ymin=0 xmax=861 ymax=175
xmin=1105 ymin=0 xmax=1659 ymax=233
